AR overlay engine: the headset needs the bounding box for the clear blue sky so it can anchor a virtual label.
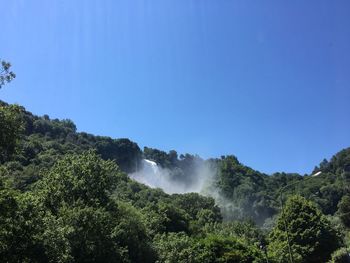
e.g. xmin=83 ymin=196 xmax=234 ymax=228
xmin=1 ymin=0 xmax=349 ymax=174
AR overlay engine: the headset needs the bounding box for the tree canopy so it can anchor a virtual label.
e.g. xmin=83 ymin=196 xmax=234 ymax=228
xmin=0 ymin=100 xmax=350 ymax=262
xmin=269 ymin=195 xmax=342 ymax=263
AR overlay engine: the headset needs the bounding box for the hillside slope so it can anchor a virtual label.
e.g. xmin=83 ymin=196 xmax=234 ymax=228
xmin=1 ymin=100 xmax=350 ymax=262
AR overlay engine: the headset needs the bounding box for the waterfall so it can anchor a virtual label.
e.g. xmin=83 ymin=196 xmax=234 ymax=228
xmin=129 ymin=159 xmax=214 ymax=195
xmin=129 ymin=159 xmax=176 ymax=192
xmin=129 ymin=159 xmax=188 ymax=194
xmin=129 ymin=159 xmax=165 ymax=188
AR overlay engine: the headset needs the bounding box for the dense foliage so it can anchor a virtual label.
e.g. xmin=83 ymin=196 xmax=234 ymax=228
xmin=0 ymin=100 xmax=350 ymax=262
xmin=268 ymin=195 xmax=341 ymax=262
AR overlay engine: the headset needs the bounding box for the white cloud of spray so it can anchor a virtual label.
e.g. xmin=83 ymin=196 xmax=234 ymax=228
xmin=129 ymin=159 xmax=216 ymax=195
xmin=129 ymin=159 xmax=245 ymax=222
xmin=130 ymin=159 xmax=275 ymax=225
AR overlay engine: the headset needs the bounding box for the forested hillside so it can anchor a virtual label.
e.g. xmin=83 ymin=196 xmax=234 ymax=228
xmin=1 ymin=100 xmax=350 ymax=262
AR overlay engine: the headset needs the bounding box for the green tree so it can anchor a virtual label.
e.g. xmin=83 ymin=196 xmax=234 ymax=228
xmin=0 ymin=104 xmax=24 ymax=163
xmin=32 ymin=151 xmax=136 ymax=262
xmin=157 ymin=202 xmax=190 ymax=233
xmin=195 ymin=235 xmax=264 ymax=263
xmin=0 ymin=60 xmax=16 ymax=88
xmin=172 ymin=192 xmax=222 ymax=222
xmin=0 ymin=178 xmax=21 ymax=261
xmin=95 ymin=138 xmax=142 ymax=173
xmin=337 ymin=195 xmax=350 ymax=228
xmin=328 ymin=247 xmax=350 ymax=263
xmin=113 ymin=202 xmax=156 ymax=263
xmin=57 ymin=204 xmax=126 ymax=263
xmin=0 ymin=180 xmax=49 ymax=262
xmin=153 ymin=232 xmax=199 ymax=263
xmin=269 ymin=195 xmax=341 ymax=263
xmin=35 ymin=150 xmax=121 ymax=211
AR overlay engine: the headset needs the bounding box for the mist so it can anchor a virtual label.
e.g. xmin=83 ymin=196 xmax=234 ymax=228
xmin=129 ymin=159 xmax=216 ymax=195
xmin=129 ymin=159 xmax=241 ymax=219
xmin=129 ymin=158 xmax=274 ymax=225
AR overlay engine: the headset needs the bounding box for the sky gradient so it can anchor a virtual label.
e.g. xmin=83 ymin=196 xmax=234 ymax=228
xmin=1 ymin=0 xmax=350 ymax=174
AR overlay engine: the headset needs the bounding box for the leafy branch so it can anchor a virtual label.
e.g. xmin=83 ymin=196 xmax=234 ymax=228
xmin=0 ymin=60 xmax=16 ymax=88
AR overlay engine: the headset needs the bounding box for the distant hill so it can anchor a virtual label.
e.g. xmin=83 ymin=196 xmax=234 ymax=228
xmin=1 ymin=100 xmax=349 ymax=262
xmin=1 ymin=100 xmax=349 ymax=224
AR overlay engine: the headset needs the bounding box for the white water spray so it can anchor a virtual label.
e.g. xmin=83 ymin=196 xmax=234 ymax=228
xmin=129 ymin=159 xmax=215 ymax=194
